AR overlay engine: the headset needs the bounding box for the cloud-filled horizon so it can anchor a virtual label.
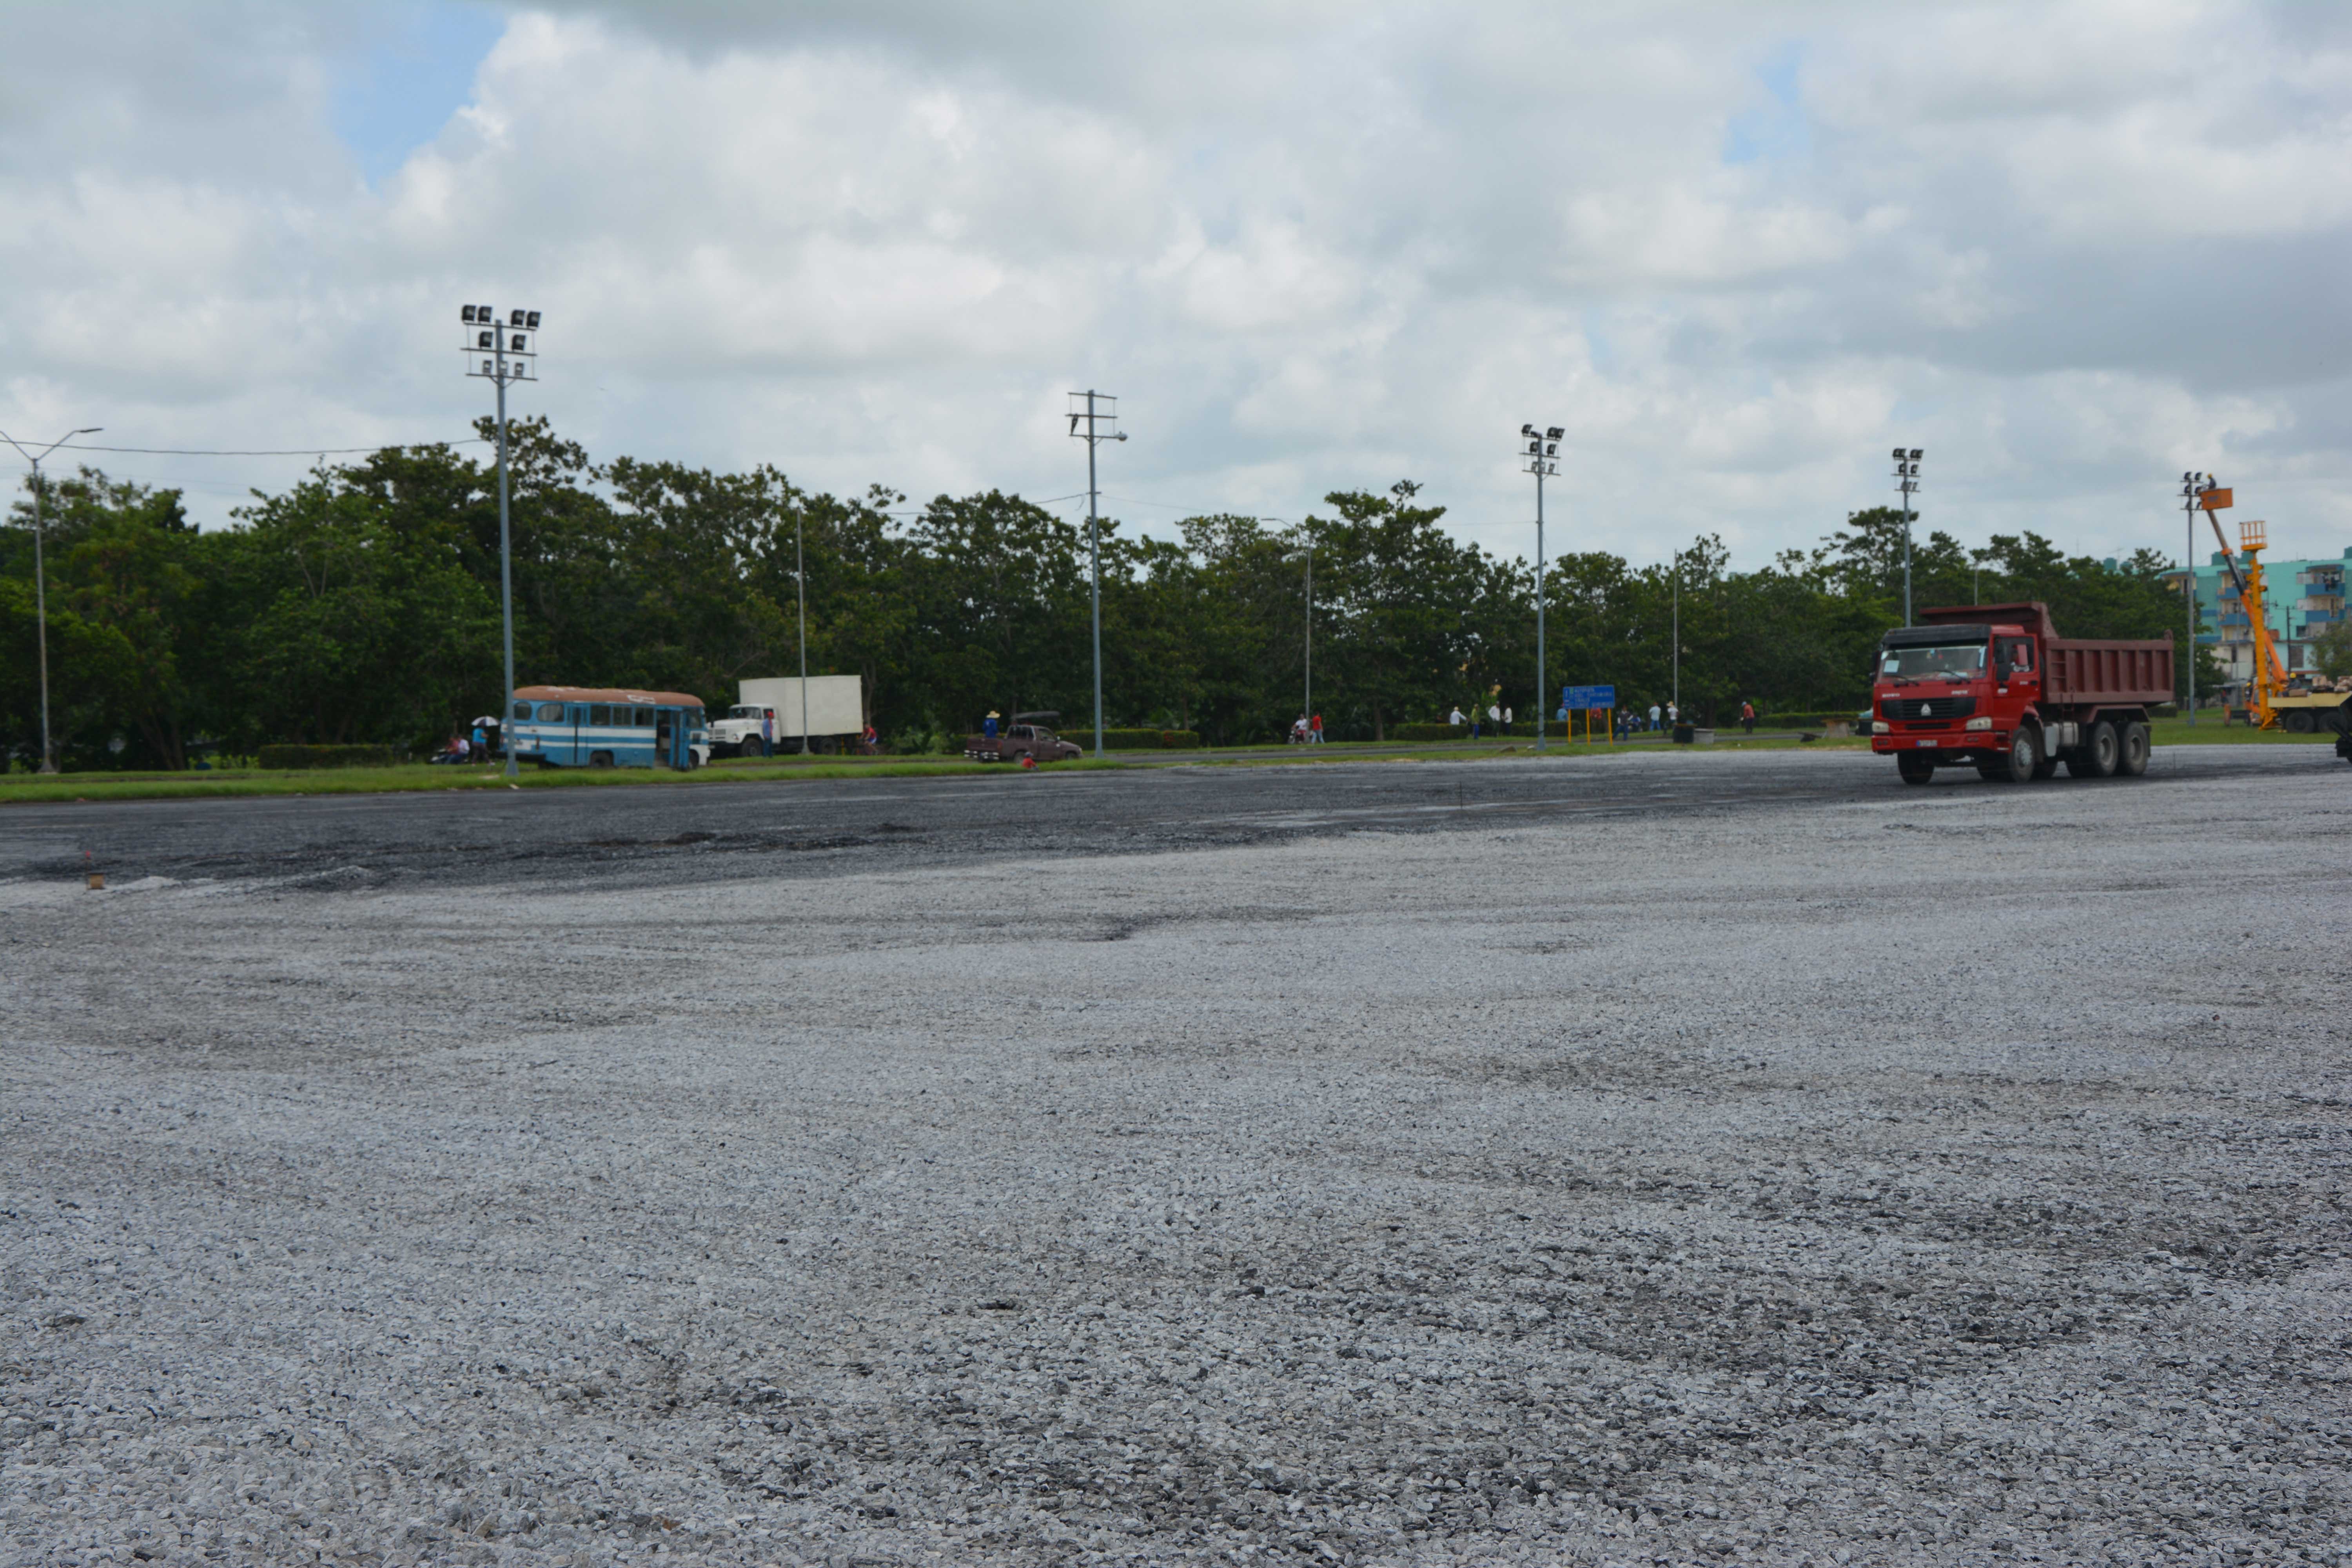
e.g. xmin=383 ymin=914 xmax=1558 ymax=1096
xmin=2 ymin=0 xmax=2347 ymax=570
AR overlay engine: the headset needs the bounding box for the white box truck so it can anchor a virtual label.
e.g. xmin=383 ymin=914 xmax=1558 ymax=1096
xmin=713 ymin=675 xmax=864 ymax=757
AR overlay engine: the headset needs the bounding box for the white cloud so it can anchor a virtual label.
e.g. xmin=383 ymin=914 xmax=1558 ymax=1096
xmin=0 ymin=0 xmax=2345 ymax=567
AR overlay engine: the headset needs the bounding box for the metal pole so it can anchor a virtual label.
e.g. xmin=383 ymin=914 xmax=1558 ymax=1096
xmin=496 ymin=358 xmax=517 ymax=779
xmin=1304 ymin=541 xmax=1312 ymax=730
xmin=1671 ymin=558 xmax=1679 ymax=714
xmin=1891 ymin=491 xmax=1910 ymax=625
xmin=30 ymin=460 xmax=53 ymax=773
xmin=2185 ymin=491 xmax=2197 ymax=726
xmin=796 ymin=509 xmax=810 ymax=753
xmin=1087 ymin=389 xmax=1103 ymax=759
xmin=1535 ymin=467 xmax=1546 ymax=754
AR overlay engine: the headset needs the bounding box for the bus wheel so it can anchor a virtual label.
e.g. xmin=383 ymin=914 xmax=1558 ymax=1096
xmin=588 ymin=751 xmax=615 ymax=769
xmin=2117 ymin=722 xmax=2151 ymax=776
xmin=1896 ymin=754 xmax=1934 ymax=785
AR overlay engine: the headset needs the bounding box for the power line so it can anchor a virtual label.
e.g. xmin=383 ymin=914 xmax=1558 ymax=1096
xmin=46 ymin=438 xmax=492 ymax=457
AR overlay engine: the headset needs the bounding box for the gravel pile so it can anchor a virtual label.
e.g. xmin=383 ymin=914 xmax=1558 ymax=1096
xmin=5 ymin=750 xmax=2350 ymax=1566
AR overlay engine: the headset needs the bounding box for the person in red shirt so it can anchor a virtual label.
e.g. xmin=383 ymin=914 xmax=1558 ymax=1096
xmin=1309 ymin=713 xmax=1323 ymax=744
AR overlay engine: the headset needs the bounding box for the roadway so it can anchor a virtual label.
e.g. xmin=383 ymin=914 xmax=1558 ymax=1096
xmin=0 ymin=742 xmax=2333 ymax=894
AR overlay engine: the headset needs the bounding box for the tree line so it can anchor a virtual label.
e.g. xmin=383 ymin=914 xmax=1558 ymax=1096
xmin=2 ymin=417 xmax=2212 ymax=769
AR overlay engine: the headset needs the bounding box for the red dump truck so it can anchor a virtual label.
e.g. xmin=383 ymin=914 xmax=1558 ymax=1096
xmin=1872 ymin=602 xmax=2173 ymax=785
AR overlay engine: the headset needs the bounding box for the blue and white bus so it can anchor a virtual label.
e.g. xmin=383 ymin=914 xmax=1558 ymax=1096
xmin=507 ymin=686 xmax=711 ymax=769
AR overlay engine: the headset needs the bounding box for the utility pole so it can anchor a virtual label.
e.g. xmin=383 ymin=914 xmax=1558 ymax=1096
xmin=1520 ymin=425 xmax=1561 ymax=751
xmin=1 ymin=427 xmax=102 ymax=773
xmin=796 ymin=506 xmax=810 ymax=754
xmin=1304 ymin=537 xmax=1313 ymax=729
xmin=1671 ymin=555 xmax=1680 ymax=715
xmin=1066 ymin=392 xmax=1125 ymax=758
xmin=463 ymin=303 xmax=540 ymax=779
xmin=1892 ymin=448 xmax=1922 ymax=626
xmin=2180 ymin=471 xmax=2205 ymax=726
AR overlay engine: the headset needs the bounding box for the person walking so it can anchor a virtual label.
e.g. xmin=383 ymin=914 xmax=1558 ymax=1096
xmin=1648 ymin=702 xmax=1661 ymax=732
xmin=1740 ymin=699 xmax=1755 ymax=735
xmin=1309 ymin=713 xmax=1324 ymax=744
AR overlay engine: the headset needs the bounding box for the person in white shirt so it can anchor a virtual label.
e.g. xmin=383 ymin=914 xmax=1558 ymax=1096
xmin=1450 ymin=706 xmax=1466 ymax=727
xmin=1667 ymin=702 xmax=1679 ymax=726
xmin=1648 ymin=703 xmax=1662 ymax=731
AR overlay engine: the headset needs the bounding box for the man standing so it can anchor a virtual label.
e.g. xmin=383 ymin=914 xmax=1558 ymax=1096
xmin=1740 ymin=699 xmax=1755 ymax=734
xmin=1310 ymin=713 xmax=1323 ymax=744
xmin=1648 ymin=702 xmax=1661 ymax=732
xmin=1501 ymin=706 xmax=1513 ymax=736
xmin=1667 ymin=701 xmax=1679 ymax=729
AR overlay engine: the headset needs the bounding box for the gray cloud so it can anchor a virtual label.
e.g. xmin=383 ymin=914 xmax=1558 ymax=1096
xmin=0 ymin=0 xmax=2344 ymax=567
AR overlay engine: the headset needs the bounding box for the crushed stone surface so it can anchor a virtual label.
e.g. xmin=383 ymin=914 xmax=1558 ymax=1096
xmin=4 ymin=748 xmax=2350 ymax=1566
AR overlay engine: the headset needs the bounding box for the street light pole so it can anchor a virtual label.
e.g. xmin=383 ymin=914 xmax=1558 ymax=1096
xmin=1067 ymin=392 xmax=1126 ymax=759
xmin=1520 ymin=425 xmax=1561 ymax=751
xmin=796 ymin=506 xmax=810 ymax=754
xmin=1 ymin=426 xmax=102 ymax=773
xmin=462 ymin=303 xmax=541 ymax=779
xmin=1892 ymin=448 xmax=1922 ymax=626
xmin=2180 ymin=471 xmax=2206 ymax=726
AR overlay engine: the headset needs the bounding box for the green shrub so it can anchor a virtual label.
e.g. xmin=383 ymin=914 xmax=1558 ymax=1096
xmin=256 ymin=744 xmax=405 ymax=770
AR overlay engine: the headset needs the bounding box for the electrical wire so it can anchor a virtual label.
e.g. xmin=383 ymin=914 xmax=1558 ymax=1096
xmin=45 ymin=438 xmax=492 ymax=457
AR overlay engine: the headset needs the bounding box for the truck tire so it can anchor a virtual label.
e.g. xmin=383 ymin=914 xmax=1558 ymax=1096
xmin=2117 ymin=720 xmax=2151 ymax=776
xmin=1896 ymin=753 xmax=1934 ymax=785
xmin=2066 ymin=720 xmax=2118 ymax=779
xmin=2284 ymin=709 xmax=2315 ymax=734
xmin=1993 ymin=726 xmax=2040 ymax=784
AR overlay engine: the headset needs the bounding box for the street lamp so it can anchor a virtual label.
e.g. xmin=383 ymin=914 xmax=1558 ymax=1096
xmin=1892 ymin=448 xmax=1922 ymax=626
xmin=1067 ymin=391 xmax=1127 ymax=759
xmin=1 ymin=425 xmax=103 ymax=773
xmin=462 ymin=304 xmax=540 ymax=779
xmin=1520 ymin=423 xmax=1561 ymax=751
xmin=2179 ymin=470 xmax=2208 ymax=726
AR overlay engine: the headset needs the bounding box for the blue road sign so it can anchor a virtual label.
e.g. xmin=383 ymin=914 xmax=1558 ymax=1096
xmin=1562 ymin=684 xmax=1616 ymax=709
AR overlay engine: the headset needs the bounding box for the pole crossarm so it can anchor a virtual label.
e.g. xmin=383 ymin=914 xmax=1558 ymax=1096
xmin=1067 ymin=391 xmax=1127 ymax=759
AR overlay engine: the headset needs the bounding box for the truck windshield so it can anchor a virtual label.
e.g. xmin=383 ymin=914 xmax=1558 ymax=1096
xmin=1880 ymin=643 xmax=1986 ymax=680
xmin=728 ymin=706 xmax=759 ymax=719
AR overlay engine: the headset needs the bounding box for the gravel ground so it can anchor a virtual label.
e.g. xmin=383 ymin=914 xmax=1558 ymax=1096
xmin=4 ymin=748 xmax=2350 ymax=1567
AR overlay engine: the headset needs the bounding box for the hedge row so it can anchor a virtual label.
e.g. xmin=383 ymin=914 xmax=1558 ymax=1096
xmin=1097 ymin=728 xmax=1203 ymax=750
xmin=256 ymin=744 xmax=406 ymax=770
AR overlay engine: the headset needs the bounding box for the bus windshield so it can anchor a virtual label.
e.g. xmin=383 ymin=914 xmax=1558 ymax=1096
xmin=1880 ymin=642 xmax=1986 ymax=681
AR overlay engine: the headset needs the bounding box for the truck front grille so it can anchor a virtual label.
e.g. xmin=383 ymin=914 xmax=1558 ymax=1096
xmin=1881 ymin=695 xmax=1976 ymax=722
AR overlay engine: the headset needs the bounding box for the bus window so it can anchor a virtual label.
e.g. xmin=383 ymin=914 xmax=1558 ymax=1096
xmin=589 ymin=704 xmax=611 ymax=724
xmin=633 ymin=706 xmax=655 ymax=727
xmin=510 ymin=701 xmax=531 ymax=722
xmin=536 ymin=702 xmax=566 ymax=722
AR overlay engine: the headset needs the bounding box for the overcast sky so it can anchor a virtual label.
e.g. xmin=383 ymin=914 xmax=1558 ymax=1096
xmin=2 ymin=0 xmax=2347 ymax=570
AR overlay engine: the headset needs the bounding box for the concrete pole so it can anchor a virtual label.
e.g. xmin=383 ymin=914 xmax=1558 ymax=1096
xmin=1087 ymin=390 xmax=1103 ymax=759
xmin=1535 ymin=467 xmax=1546 ymax=754
xmin=31 ymin=460 xmax=54 ymax=773
xmin=797 ymin=507 xmax=810 ymax=754
xmin=496 ymin=361 xmax=518 ymax=779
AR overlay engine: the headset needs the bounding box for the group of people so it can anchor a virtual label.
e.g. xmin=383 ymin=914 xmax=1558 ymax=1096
xmin=430 ymin=721 xmax=495 ymax=765
xmin=1289 ymin=714 xmax=1326 ymax=743
xmin=1447 ymin=703 xmax=1514 ymax=739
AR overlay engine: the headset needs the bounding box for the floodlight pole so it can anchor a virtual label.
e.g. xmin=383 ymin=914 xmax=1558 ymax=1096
xmin=1 ymin=426 xmax=99 ymax=773
xmin=1067 ymin=391 xmax=1126 ymax=759
xmin=1893 ymin=448 xmax=1922 ymax=628
xmin=463 ymin=304 xmax=538 ymax=778
xmin=2181 ymin=472 xmax=2202 ymax=726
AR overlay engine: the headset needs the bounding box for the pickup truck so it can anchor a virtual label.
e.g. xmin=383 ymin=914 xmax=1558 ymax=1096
xmin=1872 ymin=601 xmax=2172 ymax=785
xmin=964 ymin=712 xmax=1084 ymax=764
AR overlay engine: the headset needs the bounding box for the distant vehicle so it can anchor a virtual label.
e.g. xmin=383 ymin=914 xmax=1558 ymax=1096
xmin=710 ymin=675 xmax=863 ymax=757
xmin=964 ymin=711 xmax=1083 ymax=763
xmin=507 ymin=686 xmax=710 ymax=769
xmin=1872 ymin=602 xmax=2170 ymax=785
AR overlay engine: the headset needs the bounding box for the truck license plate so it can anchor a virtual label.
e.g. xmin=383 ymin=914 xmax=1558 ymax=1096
xmin=1916 ymin=739 xmax=1935 ymax=748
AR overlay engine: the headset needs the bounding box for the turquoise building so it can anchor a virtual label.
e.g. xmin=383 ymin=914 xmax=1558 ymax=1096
xmin=2162 ymin=546 xmax=2348 ymax=686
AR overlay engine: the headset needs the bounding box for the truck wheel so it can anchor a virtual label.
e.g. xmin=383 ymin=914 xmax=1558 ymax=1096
xmin=1896 ymin=754 xmax=1934 ymax=785
xmin=2067 ymin=720 xmax=2118 ymax=779
xmin=1994 ymin=726 xmax=2040 ymax=783
xmin=2284 ymin=709 xmax=2315 ymax=734
xmin=743 ymin=735 xmax=768 ymax=758
xmin=2116 ymin=721 xmax=2151 ymax=776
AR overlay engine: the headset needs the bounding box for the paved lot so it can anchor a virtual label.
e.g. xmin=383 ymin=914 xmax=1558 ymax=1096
xmin=4 ymin=746 xmax=2349 ymax=1566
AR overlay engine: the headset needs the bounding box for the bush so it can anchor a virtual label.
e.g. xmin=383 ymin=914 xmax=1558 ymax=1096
xmin=1096 ymin=728 xmax=1202 ymax=750
xmin=256 ymin=744 xmax=405 ymax=770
